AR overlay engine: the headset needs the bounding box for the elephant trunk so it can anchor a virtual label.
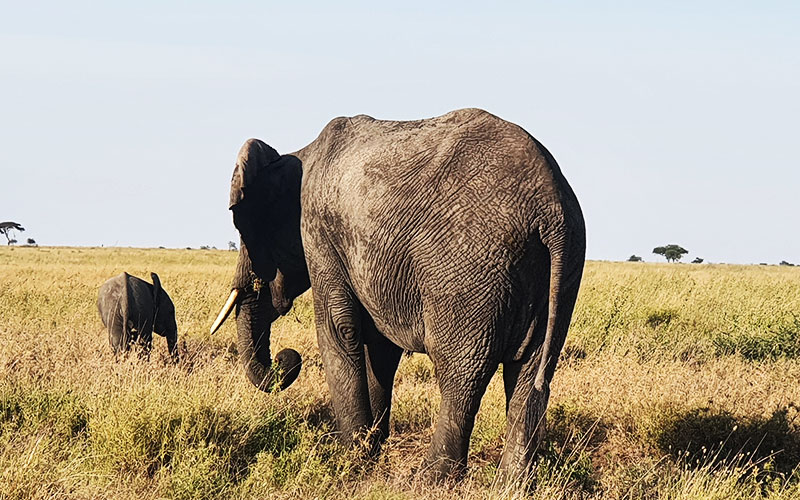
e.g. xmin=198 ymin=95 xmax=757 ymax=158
xmin=210 ymin=241 xmax=302 ymax=391
xmin=236 ymin=290 xmax=302 ymax=391
xmin=237 ymin=291 xmax=275 ymax=389
xmin=165 ymin=322 xmax=179 ymax=363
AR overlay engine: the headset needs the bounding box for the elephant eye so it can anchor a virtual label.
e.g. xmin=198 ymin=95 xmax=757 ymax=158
xmin=339 ymin=326 xmax=356 ymax=340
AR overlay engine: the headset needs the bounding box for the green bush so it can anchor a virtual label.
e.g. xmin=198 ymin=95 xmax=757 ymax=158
xmin=713 ymin=320 xmax=800 ymax=360
xmin=88 ymin=388 xmax=300 ymax=479
xmin=0 ymin=385 xmax=88 ymax=440
xmin=646 ymin=308 xmax=679 ymax=328
xmin=166 ymin=445 xmax=232 ymax=500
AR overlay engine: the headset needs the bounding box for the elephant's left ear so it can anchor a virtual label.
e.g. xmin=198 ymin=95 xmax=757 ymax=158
xmin=229 ymin=139 xmax=281 ymax=208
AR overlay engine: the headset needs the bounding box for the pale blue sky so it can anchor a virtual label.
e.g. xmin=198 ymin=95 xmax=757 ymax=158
xmin=1 ymin=1 xmax=798 ymax=263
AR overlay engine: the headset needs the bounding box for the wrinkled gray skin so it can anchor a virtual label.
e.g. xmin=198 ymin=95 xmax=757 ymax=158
xmin=227 ymin=108 xmax=585 ymax=481
xmin=97 ymin=272 xmax=179 ymax=361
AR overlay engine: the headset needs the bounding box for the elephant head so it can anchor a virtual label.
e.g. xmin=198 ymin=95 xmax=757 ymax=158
xmin=210 ymin=139 xmax=308 ymax=392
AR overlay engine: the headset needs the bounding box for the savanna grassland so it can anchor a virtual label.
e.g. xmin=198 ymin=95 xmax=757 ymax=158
xmin=1 ymin=246 xmax=799 ymax=499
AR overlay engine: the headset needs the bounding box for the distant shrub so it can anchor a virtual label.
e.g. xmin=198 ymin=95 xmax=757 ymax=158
xmin=628 ymin=255 xmax=643 ymax=262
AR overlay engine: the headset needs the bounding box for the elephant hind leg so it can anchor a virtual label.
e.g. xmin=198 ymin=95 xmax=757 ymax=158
xmin=498 ymin=345 xmax=549 ymax=483
xmin=421 ymin=348 xmax=500 ymax=481
xmin=108 ymin=317 xmax=133 ymax=357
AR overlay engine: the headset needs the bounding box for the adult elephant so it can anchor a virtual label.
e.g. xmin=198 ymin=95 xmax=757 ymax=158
xmin=98 ymin=272 xmax=179 ymax=361
xmin=210 ymin=108 xmax=585 ymax=481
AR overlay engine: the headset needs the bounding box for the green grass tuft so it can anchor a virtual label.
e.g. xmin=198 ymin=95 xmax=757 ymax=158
xmin=713 ymin=319 xmax=800 ymax=360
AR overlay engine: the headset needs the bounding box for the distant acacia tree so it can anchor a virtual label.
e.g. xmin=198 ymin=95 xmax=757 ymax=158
xmin=228 ymin=241 xmax=238 ymax=251
xmin=26 ymin=238 xmax=37 ymax=246
xmin=653 ymin=244 xmax=688 ymax=263
xmin=691 ymin=257 xmax=704 ymax=264
xmin=0 ymin=221 xmax=24 ymax=245
xmin=627 ymin=255 xmax=643 ymax=262
xmin=780 ymin=260 xmax=795 ymax=267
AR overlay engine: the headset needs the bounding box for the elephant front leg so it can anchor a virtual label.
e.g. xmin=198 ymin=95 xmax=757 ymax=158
xmin=314 ymin=288 xmax=375 ymax=451
xmin=137 ymin=329 xmax=153 ymax=360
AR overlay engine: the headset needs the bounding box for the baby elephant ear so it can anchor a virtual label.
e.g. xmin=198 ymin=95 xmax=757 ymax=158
xmin=151 ymin=272 xmax=162 ymax=304
xmin=229 ymin=139 xmax=280 ymax=208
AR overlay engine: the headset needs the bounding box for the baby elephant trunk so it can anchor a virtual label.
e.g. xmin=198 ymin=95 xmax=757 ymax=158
xmin=164 ymin=321 xmax=179 ymax=363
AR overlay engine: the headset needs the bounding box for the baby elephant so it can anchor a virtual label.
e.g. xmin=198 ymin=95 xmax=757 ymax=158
xmin=97 ymin=272 xmax=179 ymax=361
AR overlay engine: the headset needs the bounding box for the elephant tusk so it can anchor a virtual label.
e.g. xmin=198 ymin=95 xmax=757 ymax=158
xmin=210 ymin=289 xmax=240 ymax=334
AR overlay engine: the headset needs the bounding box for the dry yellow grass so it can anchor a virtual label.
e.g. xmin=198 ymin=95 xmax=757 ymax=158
xmin=1 ymin=246 xmax=799 ymax=499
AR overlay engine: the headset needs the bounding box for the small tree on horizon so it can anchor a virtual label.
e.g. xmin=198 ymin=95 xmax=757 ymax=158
xmin=627 ymin=255 xmax=643 ymax=262
xmin=653 ymin=244 xmax=688 ymax=263
xmin=26 ymin=238 xmax=37 ymax=246
xmin=228 ymin=241 xmax=238 ymax=251
xmin=691 ymin=257 xmax=704 ymax=264
xmin=0 ymin=221 xmax=24 ymax=246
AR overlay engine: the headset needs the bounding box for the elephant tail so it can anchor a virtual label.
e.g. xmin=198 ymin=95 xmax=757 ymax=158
xmin=534 ymin=223 xmax=585 ymax=392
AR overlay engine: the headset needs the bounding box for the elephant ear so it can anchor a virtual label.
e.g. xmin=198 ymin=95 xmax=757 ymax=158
xmin=151 ymin=272 xmax=162 ymax=312
xmin=229 ymin=139 xmax=281 ymax=208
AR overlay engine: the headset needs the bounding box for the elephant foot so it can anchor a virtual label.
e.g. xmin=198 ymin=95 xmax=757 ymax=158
xmin=417 ymin=456 xmax=466 ymax=484
xmin=493 ymin=464 xmax=536 ymax=492
xmin=337 ymin=424 xmax=384 ymax=459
